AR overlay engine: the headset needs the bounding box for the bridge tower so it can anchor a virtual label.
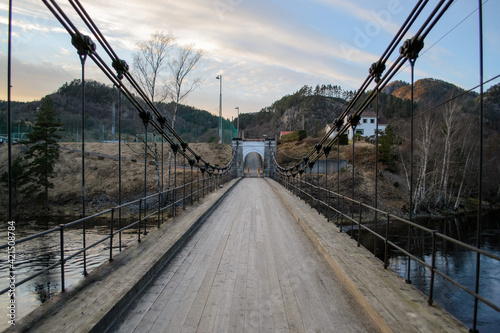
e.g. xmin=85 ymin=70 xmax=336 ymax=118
xmin=232 ymin=139 xmax=276 ymax=177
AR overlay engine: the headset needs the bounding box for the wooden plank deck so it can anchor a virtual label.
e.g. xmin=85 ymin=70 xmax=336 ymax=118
xmin=9 ymin=179 xmax=241 ymax=333
xmin=265 ymin=178 xmax=468 ymax=333
xmin=111 ymin=178 xmax=376 ymax=333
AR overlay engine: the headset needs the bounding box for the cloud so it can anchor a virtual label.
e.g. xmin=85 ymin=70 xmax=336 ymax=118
xmin=313 ymin=0 xmax=406 ymax=34
xmin=0 ymin=0 xmax=389 ymax=111
xmin=0 ymin=53 xmax=74 ymax=101
xmin=4 ymin=0 xmax=490 ymax=118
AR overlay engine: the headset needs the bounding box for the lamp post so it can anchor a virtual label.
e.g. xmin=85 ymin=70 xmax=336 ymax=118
xmin=216 ymin=75 xmax=222 ymax=144
xmin=235 ymin=106 xmax=239 ymax=138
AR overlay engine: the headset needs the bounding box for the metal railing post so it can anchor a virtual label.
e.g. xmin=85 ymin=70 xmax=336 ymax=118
xmin=140 ymin=111 xmax=150 ymax=235
xmin=173 ymin=150 xmax=177 ymax=217
xmin=183 ymin=151 xmax=186 ymax=210
xmin=157 ymin=192 xmax=161 ymax=228
xmin=384 ymin=215 xmax=390 ymax=269
xmin=118 ymin=85 xmax=123 ymax=253
xmin=143 ymin=197 xmax=148 ymax=236
xmin=60 ymin=224 xmax=65 ymax=292
xmin=358 ymin=202 xmax=362 ymax=247
xmin=428 ymin=231 xmax=437 ymax=305
xmin=202 ymin=169 xmax=205 ymax=197
xmin=83 ymin=219 xmax=87 ymax=276
xmin=138 ymin=199 xmax=142 ymax=243
xmin=337 ymin=139 xmax=340 ymax=226
xmin=190 ymin=162 xmax=194 ymax=205
xmin=110 ymin=208 xmax=114 ymax=261
xmin=316 ymin=165 xmax=320 ymax=213
xmin=340 ymin=196 xmax=344 ymax=232
xmin=324 ymin=147 xmax=330 ymax=222
xmin=197 ymin=167 xmax=200 ymax=201
xmin=406 ymin=223 xmax=412 ymax=284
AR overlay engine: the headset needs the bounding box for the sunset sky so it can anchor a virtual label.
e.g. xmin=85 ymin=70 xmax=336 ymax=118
xmin=1 ymin=0 xmax=499 ymax=120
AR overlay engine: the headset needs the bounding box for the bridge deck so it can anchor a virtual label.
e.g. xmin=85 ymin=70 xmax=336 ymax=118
xmin=112 ymin=178 xmax=375 ymax=332
xmin=13 ymin=177 xmax=467 ymax=333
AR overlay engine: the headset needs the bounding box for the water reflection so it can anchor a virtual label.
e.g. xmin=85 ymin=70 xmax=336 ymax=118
xmin=351 ymin=211 xmax=500 ymax=333
xmin=0 ymin=216 xmax=152 ymax=331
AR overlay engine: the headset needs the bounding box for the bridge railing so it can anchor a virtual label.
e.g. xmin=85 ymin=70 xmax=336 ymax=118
xmin=274 ymin=170 xmax=500 ymax=329
xmin=0 ymin=168 xmax=235 ymax=298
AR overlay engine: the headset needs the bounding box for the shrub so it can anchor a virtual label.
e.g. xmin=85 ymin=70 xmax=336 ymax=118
xmin=281 ymin=130 xmax=307 ymax=143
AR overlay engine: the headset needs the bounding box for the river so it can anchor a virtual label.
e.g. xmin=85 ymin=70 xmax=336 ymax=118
xmin=350 ymin=210 xmax=500 ymax=333
xmin=0 ymin=216 xmax=150 ymax=331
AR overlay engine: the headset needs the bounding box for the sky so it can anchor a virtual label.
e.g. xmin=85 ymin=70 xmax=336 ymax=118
xmin=1 ymin=0 xmax=499 ymax=121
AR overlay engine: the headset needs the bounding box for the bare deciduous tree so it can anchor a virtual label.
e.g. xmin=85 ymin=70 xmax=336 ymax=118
xmin=133 ymin=32 xmax=175 ymax=196
xmin=132 ymin=32 xmax=203 ymax=206
xmin=437 ymin=96 xmax=461 ymax=206
xmin=133 ymin=32 xmax=174 ymax=103
xmin=164 ymin=44 xmax=203 ymax=197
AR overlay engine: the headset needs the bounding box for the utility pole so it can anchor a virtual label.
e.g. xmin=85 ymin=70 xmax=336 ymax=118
xmin=235 ymin=106 xmax=240 ymax=138
xmin=216 ymin=75 xmax=222 ymax=144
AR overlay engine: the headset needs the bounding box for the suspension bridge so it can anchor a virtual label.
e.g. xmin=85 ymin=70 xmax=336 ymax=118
xmin=3 ymin=1 xmax=499 ymax=332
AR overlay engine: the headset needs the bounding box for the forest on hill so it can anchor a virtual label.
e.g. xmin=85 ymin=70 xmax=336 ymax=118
xmin=247 ymin=78 xmax=500 ymax=213
xmin=0 ymin=79 xmax=236 ymax=144
xmin=0 ymin=76 xmax=498 ymax=215
xmin=239 ymin=78 xmax=499 ymax=140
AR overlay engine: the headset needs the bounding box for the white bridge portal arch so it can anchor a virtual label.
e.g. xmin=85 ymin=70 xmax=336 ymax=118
xmin=232 ymin=139 xmax=276 ymax=177
xmin=242 ymin=141 xmax=266 ymax=161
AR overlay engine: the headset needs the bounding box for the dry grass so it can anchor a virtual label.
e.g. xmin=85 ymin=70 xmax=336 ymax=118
xmin=0 ymin=142 xmax=232 ymax=219
xmin=276 ymin=139 xmax=408 ymax=216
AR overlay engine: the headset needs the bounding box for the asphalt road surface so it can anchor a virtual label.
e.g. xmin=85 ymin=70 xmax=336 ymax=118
xmin=243 ymin=152 xmax=263 ymax=176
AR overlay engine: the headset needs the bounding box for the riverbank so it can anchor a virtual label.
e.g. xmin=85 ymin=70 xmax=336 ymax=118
xmin=0 ymin=142 xmax=232 ymax=222
xmin=276 ymin=139 xmax=499 ymax=221
xmin=2 ymin=140 xmax=497 ymax=222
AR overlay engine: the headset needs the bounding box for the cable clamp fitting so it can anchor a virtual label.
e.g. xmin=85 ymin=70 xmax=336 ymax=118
xmin=170 ymin=143 xmax=180 ymax=154
xmin=71 ymin=33 xmax=96 ymax=56
xmin=112 ymin=59 xmax=129 ymax=80
xmin=349 ymin=114 xmax=361 ymax=129
xmin=369 ymin=60 xmax=386 ymax=83
xmin=399 ymin=36 xmax=424 ymax=62
xmin=139 ymin=111 xmax=151 ymax=126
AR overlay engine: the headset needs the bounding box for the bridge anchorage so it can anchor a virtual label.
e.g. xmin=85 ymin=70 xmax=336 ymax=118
xmin=232 ymin=138 xmax=276 ymax=178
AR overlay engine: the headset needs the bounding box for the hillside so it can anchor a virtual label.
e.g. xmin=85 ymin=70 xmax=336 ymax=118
xmin=0 ymin=142 xmax=232 ymax=220
xmin=238 ymin=85 xmax=351 ymax=139
xmin=0 ymin=79 xmax=236 ymax=144
xmin=239 ymin=79 xmax=499 ymax=141
xmin=268 ymin=79 xmax=500 ymax=215
xmin=384 ymin=78 xmax=478 ymax=106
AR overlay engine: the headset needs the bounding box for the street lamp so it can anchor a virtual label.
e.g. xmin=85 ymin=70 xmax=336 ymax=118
xmin=235 ymin=106 xmax=239 ymax=139
xmin=216 ymin=75 xmax=222 ymax=144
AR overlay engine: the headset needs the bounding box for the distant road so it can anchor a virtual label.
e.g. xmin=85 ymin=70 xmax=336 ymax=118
xmin=243 ymin=152 xmax=262 ymax=176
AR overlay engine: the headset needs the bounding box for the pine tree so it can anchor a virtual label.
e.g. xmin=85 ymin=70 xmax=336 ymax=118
xmin=0 ymin=156 xmax=28 ymax=207
xmin=24 ymin=96 xmax=63 ymax=208
xmin=378 ymin=125 xmax=397 ymax=172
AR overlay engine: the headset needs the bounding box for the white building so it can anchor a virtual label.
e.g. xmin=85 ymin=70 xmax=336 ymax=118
xmin=325 ymin=110 xmax=388 ymax=140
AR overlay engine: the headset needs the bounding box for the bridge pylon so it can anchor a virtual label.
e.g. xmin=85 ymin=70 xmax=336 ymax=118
xmin=232 ymin=138 xmax=276 ymax=177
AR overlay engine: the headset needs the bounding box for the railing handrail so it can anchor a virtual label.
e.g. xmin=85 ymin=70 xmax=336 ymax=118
xmin=0 ymin=168 xmax=236 ymax=298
